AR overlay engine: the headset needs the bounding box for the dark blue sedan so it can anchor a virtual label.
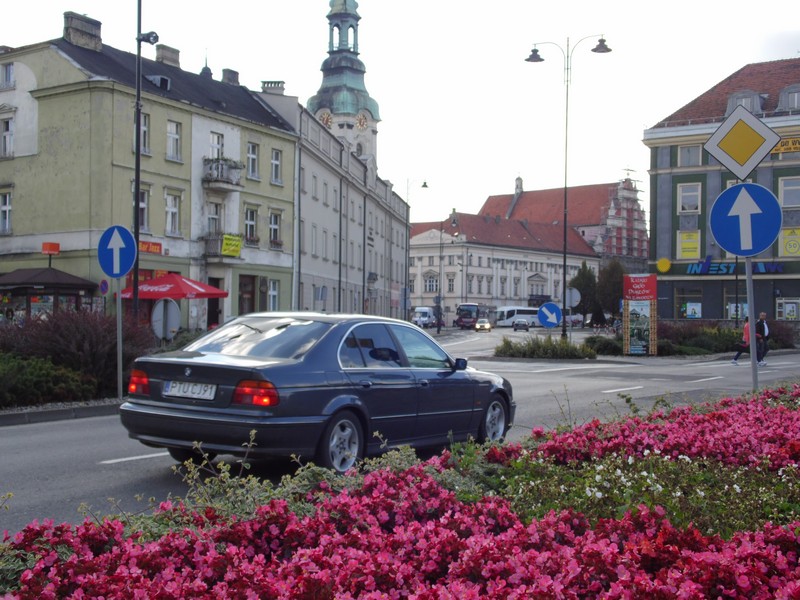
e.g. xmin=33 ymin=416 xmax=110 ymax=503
xmin=120 ymin=313 xmax=514 ymax=473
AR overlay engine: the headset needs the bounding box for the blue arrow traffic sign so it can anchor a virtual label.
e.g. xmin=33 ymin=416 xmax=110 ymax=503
xmin=709 ymin=183 xmax=782 ymax=257
xmin=537 ymin=302 xmax=562 ymax=329
xmin=98 ymin=225 xmax=137 ymax=278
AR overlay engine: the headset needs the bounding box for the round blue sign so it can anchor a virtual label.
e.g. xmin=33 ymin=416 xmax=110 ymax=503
xmin=98 ymin=226 xmax=137 ymax=278
xmin=537 ymin=302 xmax=562 ymax=328
xmin=709 ymin=183 xmax=782 ymax=257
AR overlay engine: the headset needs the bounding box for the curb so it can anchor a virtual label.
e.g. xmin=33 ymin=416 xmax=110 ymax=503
xmin=0 ymin=402 xmax=121 ymax=428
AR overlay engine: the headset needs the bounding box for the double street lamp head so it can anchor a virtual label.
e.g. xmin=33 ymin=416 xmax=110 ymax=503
xmin=525 ymin=36 xmax=611 ymax=63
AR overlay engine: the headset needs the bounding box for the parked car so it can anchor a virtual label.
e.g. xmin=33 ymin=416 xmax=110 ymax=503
xmin=512 ymin=318 xmax=530 ymax=332
xmin=120 ymin=312 xmax=514 ymax=473
xmin=475 ymin=318 xmax=492 ymax=333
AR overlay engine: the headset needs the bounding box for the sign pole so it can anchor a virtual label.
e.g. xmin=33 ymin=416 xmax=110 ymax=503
xmin=745 ymin=257 xmax=758 ymax=390
xmin=116 ymin=277 xmax=123 ymax=401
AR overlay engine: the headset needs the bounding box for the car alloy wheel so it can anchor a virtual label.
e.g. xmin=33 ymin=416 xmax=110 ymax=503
xmin=479 ymin=397 xmax=507 ymax=442
xmin=319 ymin=410 xmax=363 ymax=473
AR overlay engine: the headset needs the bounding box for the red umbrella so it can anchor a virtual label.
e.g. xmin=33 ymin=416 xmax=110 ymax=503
xmin=120 ymin=273 xmax=228 ymax=300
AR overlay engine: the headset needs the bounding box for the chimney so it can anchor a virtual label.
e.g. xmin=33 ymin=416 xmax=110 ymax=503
xmin=63 ymin=12 xmax=102 ymax=51
xmin=155 ymin=44 xmax=180 ymax=68
xmin=222 ymin=68 xmax=239 ymax=85
xmin=261 ymin=80 xmax=286 ymax=95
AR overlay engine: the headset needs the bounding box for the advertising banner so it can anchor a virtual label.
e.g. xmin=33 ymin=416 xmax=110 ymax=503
xmin=623 ymin=275 xmax=657 ymax=356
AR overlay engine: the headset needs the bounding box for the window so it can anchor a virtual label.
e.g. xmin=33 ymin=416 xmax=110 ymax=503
xmin=271 ymin=149 xmax=282 ymax=184
xmin=139 ymin=113 xmax=151 ymax=155
xmin=134 ymin=187 xmax=150 ymax=232
xmin=311 ymin=224 xmax=318 ymax=256
xmin=788 ymin=91 xmax=800 ymax=110
xmin=207 ymin=202 xmax=221 ymax=234
xmin=0 ymin=118 xmax=12 ymax=157
xmin=269 ymin=212 xmax=281 ymax=246
xmin=677 ymin=145 xmax=701 ymax=167
xmin=210 ymin=132 xmax=224 ymax=158
xmin=312 ymin=175 xmax=318 ymax=199
xmin=779 ymin=176 xmax=800 ymax=208
xmin=166 ymin=121 xmax=181 ymax=161
xmin=323 ymin=229 xmax=329 ymax=259
xmin=0 ymin=192 xmax=10 ymax=234
xmin=390 ymin=324 xmax=450 ymax=369
xmin=246 ymin=143 xmax=259 ymax=178
xmin=245 ymin=207 xmax=258 ymax=243
xmin=424 ymin=274 xmax=439 ymax=293
xmin=268 ymin=279 xmax=279 ymax=311
xmin=0 ymin=63 xmax=13 ymax=89
xmin=165 ymin=192 xmax=180 ymax=236
xmin=678 ymin=182 xmax=701 ymax=213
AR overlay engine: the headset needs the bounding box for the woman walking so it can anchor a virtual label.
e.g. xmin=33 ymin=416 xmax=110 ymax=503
xmin=731 ymin=316 xmax=750 ymax=365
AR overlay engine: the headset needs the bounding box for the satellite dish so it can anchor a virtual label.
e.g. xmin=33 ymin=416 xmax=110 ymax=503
xmin=151 ymin=298 xmax=181 ymax=340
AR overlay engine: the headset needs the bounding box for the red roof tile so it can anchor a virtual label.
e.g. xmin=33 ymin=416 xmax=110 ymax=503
xmin=653 ymin=57 xmax=800 ymax=128
xmin=481 ymin=182 xmax=618 ymax=227
xmin=411 ymin=213 xmax=595 ymax=257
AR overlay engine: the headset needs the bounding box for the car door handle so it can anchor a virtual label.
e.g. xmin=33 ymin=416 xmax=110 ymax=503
xmin=418 ymin=379 xmax=429 ymax=387
xmin=359 ymin=380 xmax=373 ymax=388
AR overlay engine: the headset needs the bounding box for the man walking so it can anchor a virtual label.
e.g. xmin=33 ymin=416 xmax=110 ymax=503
xmin=755 ymin=312 xmax=770 ymax=366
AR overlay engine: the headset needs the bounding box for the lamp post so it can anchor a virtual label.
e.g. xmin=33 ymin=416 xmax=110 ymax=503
xmin=437 ymin=222 xmax=443 ymax=333
xmin=133 ymin=0 xmax=158 ymax=318
xmin=526 ymin=35 xmax=611 ymax=338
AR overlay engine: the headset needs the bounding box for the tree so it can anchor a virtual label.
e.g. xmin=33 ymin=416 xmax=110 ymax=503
xmin=596 ymin=259 xmax=626 ymax=319
xmin=568 ymin=261 xmax=598 ymax=323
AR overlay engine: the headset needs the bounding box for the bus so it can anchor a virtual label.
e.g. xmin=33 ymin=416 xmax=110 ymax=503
xmin=454 ymin=302 xmax=492 ymax=329
xmin=495 ymin=305 xmax=540 ymax=327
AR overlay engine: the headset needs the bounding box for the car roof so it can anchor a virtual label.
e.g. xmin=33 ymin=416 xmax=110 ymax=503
xmin=231 ymin=312 xmax=410 ymax=326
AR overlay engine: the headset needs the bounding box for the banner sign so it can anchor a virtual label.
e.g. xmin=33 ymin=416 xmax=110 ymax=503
xmin=623 ymin=274 xmax=657 ymax=301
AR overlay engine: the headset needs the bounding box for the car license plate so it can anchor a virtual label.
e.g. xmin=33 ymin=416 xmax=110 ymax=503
xmin=163 ymin=380 xmax=217 ymax=400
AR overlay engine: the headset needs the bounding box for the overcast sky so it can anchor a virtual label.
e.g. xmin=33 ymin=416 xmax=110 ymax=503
xmin=5 ymin=1 xmax=798 ymax=224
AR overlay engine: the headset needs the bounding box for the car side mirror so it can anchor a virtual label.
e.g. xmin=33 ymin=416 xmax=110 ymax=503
xmin=453 ymin=357 xmax=468 ymax=371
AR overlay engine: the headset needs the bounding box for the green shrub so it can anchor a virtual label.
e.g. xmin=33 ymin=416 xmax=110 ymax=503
xmin=0 ymin=311 xmax=156 ymax=399
xmin=0 ymin=354 xmax=95 ymax=408
xmin=584 ymin=335 xmax=623 ymax=355
xmin=494 ymin=335 xmax=596 ymax=359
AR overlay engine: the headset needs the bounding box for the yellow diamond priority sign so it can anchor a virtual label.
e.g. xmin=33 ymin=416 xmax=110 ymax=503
xmin=704 ymin=105 xmax=780 ymax=181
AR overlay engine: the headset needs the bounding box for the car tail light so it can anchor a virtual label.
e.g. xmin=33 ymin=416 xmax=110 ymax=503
xmin=128 ymin=369 xmax=150 ymax=396
xmin=233 ymin=380 xmax=279 ymax=407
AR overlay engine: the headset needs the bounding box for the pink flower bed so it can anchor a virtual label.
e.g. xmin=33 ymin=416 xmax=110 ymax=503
xmin=3 ymin=386 xmax=800 ymax=598
xmin=531 ymin=386 xmax=800 ymax=469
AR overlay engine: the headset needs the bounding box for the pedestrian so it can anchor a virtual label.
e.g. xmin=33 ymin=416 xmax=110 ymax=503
xmin=755 ymin=312 xmax=770 ymax=366
xmin=731 ymin=316 xmax=750 ymax=365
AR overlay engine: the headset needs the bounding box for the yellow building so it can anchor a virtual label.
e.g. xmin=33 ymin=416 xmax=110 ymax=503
xmin=0 ymin=12 xmax=296 ymax=328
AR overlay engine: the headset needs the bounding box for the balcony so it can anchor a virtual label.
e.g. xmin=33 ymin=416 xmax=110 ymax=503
xmin=202 ymin=157 xmax=244 ymax=190
xmin=204 ymin=232 xmax=244 ymax=259
xmin=269 ymin=238 xmax=284 ymax=251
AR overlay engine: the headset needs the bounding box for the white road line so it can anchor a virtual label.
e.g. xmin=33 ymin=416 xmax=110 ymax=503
xmin=602 ymin=386 xmax=643 ymax=394
xmin=688 ymin=376 xmax=724 ymax=383
xmin=488 ymin=364 xmax=637 ymax=374
xmin=100 ymin=452 xmax=169 ymax=465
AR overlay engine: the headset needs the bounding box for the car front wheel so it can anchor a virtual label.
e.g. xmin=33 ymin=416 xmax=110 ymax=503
xmin=478 ymin=396 xmax=508 ymax=443
xmin=318 ymin=410 xmax=363 ymax=473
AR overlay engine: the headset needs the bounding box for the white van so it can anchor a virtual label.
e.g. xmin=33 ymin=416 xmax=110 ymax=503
xmin=412 ymin=307 xmax=435 ymax=328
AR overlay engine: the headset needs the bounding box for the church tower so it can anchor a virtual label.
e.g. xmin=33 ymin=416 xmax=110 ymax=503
xmin=307 ymin=0 xmax=380 ymax=166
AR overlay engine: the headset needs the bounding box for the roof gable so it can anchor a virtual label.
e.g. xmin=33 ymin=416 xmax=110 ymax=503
xmin=653 ymin=57 xmax=800 ymax=128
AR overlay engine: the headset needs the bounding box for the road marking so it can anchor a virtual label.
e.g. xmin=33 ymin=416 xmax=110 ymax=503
xmin=100 ymin=452 xmax=169 ymax=465
xmin=486 ymin=364 xmax=636 ymax=374
xmin=602 ymin=386 xmax=643 ymax=394
xmin=688 ymin=376 xmax=724 ymax=383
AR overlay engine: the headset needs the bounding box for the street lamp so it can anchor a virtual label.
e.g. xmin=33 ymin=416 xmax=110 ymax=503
xmin=133 ymin=0 xmax=158 ymax=318
xmin=525 ymin=35 xmax=611 ymax=338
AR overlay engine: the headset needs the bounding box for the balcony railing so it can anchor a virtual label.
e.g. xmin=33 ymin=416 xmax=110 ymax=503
xmin=202 ymin=157 xmax=244 ymax=186
xmin=269 ymin=238 xmax=284 ymax=251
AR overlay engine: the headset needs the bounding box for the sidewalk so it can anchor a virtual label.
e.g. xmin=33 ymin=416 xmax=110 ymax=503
xmin=0 ymin=400 xmax=121 ymax=427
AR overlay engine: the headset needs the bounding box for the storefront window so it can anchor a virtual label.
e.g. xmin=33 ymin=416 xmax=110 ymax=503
xmin=675 ymin=287 xmax=702 ymax=318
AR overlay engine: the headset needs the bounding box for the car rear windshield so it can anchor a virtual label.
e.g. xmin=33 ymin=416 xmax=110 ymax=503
xmin=183 ymin=317 xmax=332 ymax=359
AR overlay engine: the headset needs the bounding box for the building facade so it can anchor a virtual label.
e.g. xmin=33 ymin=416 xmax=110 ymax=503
xmin=0 ymin=5 xmax=409 ymax=326
xmin=276 ymin=0 xmax=409 ymax=317
xmin=643 ymin=57 xmax=800 ymax=321
xmin=409 ymin=211 xmax=600 ymax=323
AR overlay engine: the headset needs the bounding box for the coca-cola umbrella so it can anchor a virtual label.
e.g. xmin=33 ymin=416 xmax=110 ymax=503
xmin=120 ymin=273 xmax=228 ymax=300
